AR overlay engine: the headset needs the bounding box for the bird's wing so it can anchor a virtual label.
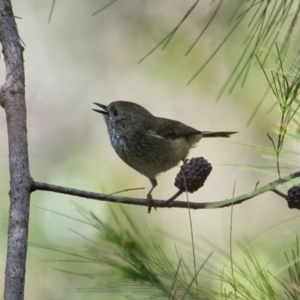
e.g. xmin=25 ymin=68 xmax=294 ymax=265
xmin=150 ymin=118 xmax=200 ymax=139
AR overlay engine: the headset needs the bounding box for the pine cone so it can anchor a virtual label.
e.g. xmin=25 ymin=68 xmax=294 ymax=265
xmin=287 ymin=185 xmax=300 ymax=209
xmin=174 ymin=157 xmax=212 ymax=193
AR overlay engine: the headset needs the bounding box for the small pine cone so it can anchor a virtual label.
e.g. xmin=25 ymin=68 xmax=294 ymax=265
xmin=287 ymin=185 xmax=300 ymax=209
xmin=174 ymin=157 xmax=212 ymax=193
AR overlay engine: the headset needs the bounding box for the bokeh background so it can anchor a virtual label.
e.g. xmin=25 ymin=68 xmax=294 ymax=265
xmin=1 ymin=1 xmax=300 ymax=299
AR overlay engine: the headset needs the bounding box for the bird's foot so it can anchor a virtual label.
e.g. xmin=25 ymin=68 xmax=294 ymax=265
xmin=147 ymin=193 xmax=156 ymax=213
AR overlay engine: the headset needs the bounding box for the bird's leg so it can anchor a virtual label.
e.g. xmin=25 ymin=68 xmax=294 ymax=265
xmin=147 ymin=178 xmax=157 ymax=213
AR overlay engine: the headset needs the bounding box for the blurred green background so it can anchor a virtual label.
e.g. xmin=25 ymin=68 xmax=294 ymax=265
xmin=1 ymin=1 xmax=300 ymax=299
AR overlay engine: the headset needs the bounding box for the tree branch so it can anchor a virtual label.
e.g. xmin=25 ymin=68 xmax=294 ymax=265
xmin=0 ymin=1 xmax=32 ymax=299
xmin=32 ymin=171 xmax=300 ymax=210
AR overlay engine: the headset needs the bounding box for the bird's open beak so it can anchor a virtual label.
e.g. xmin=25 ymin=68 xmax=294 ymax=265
xmin=93 ymin=103 xmax=108 ymax=115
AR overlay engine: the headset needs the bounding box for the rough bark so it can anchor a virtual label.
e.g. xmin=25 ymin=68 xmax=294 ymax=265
xmin=0 ymin=0 xmax=32 ymax=299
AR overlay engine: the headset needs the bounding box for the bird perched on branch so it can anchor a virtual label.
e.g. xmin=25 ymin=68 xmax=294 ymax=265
xmin=93 ymin=101 xmax=237 ymax=211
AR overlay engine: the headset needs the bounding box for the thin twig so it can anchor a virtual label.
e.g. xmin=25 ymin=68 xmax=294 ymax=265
xmin=107 ymin=187 xmax=145 ymax=195
xmin=165 ymin=190 xmax=183 ymax=205
xmin=181 ymin=162 xmax=198 ymax=297
xmin=32 ymin=171 xmax=300 ymax=210
xmin=272 ymin=189 xmax=287 ymax=199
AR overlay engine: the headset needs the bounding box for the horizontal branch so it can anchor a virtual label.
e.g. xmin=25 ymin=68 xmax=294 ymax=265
xmin=31 ymin=171 xmax=300 ymax=210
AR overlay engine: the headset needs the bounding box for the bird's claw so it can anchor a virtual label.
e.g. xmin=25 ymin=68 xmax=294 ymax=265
xmin=147 ymin=193 xmax=156 ymax=213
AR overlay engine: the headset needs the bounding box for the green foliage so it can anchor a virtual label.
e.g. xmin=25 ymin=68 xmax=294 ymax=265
xmin=32 ymin=206 xmax=300 ymax=299
xmin=258 ymin=44 xmax=300 ymax=177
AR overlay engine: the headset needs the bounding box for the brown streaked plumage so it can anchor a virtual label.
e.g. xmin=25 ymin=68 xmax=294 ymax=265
xmin=93 ymin=101 xmax=237 ymax=210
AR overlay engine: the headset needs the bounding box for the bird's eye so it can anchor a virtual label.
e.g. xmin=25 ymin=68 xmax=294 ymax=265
xmin=113 ymin=109 xmax=118 ymax=117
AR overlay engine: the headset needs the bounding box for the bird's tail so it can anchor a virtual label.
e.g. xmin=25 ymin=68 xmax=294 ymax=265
xmin=201 ymin=131 xmax=238 ymax=138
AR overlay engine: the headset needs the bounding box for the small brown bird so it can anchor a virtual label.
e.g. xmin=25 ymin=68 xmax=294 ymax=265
xmin=93 ymin=101 xmax=237 ymax=208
